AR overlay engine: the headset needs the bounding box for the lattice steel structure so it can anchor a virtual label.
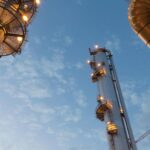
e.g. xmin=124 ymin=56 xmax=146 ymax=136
xmin=88 ymin=46 xmax=137 ymax=150
xmin=0 ymin=0 xmax=40 ymax=57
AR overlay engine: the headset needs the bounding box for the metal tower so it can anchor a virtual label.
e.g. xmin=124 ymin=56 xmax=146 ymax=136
xmin=88 ymin=46 xmax=137 ymax=150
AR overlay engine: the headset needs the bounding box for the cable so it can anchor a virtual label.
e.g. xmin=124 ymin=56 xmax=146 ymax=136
xmin=135 ymin=129 xmax=150 ymax=143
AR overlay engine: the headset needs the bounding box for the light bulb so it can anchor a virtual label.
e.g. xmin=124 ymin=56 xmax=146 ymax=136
xmin=22 ymin=15 xmax=28 ymax=22
xmin=91 ymin=73 xmax=94 ymax=77
xmin=94 ymin=45 xmax=99 ymax=49
xmin=17 ymin=36 xmax=23 ymax=42
xmin=97 ymin=63 xmax=101 ymax=67
xmin=35 ymin=0 xmax=41 ymax=5
xmin=86 ymin=60 xmax=91 ymax=64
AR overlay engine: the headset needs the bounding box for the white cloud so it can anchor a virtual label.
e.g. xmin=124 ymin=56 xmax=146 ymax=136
xmin=46 ymin=127 xmax=107 ymax=150
xmin=104 ymin=35 xmax=121 ymax=52
xmin=75 ymin=90 xmax=87 ymax=107
xmin=0 ymin=32 xmax=91 ymax=150
xmin=41 ymin=55 xmax=66 ymax=84
xmin=56 ymin=105 xmax=82 ymax=123
xmin=51 ymin=31 xmax=73 ymax=47
xmin=122 ymin=81 xmax=150 ymax=150
xmin=122 ymin=81 xmax=140 ymax=106
xmin=28 ymin=103 xmax=55 ymax=115
xmin=75 ymin=62 xmax=84 ymax=69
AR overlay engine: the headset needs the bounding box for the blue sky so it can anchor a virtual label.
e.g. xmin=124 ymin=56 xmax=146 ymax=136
xmin=0 ymin=0 xmax=149 ymax=150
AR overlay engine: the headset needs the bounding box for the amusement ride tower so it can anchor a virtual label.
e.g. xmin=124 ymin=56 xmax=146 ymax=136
xmin=87 ymin=0 xmax=150 ymax=149
xmin=0 ymin=0 xmax=40 ymax=57
xmin=88 ymin=47 xmax=137 ymax=150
